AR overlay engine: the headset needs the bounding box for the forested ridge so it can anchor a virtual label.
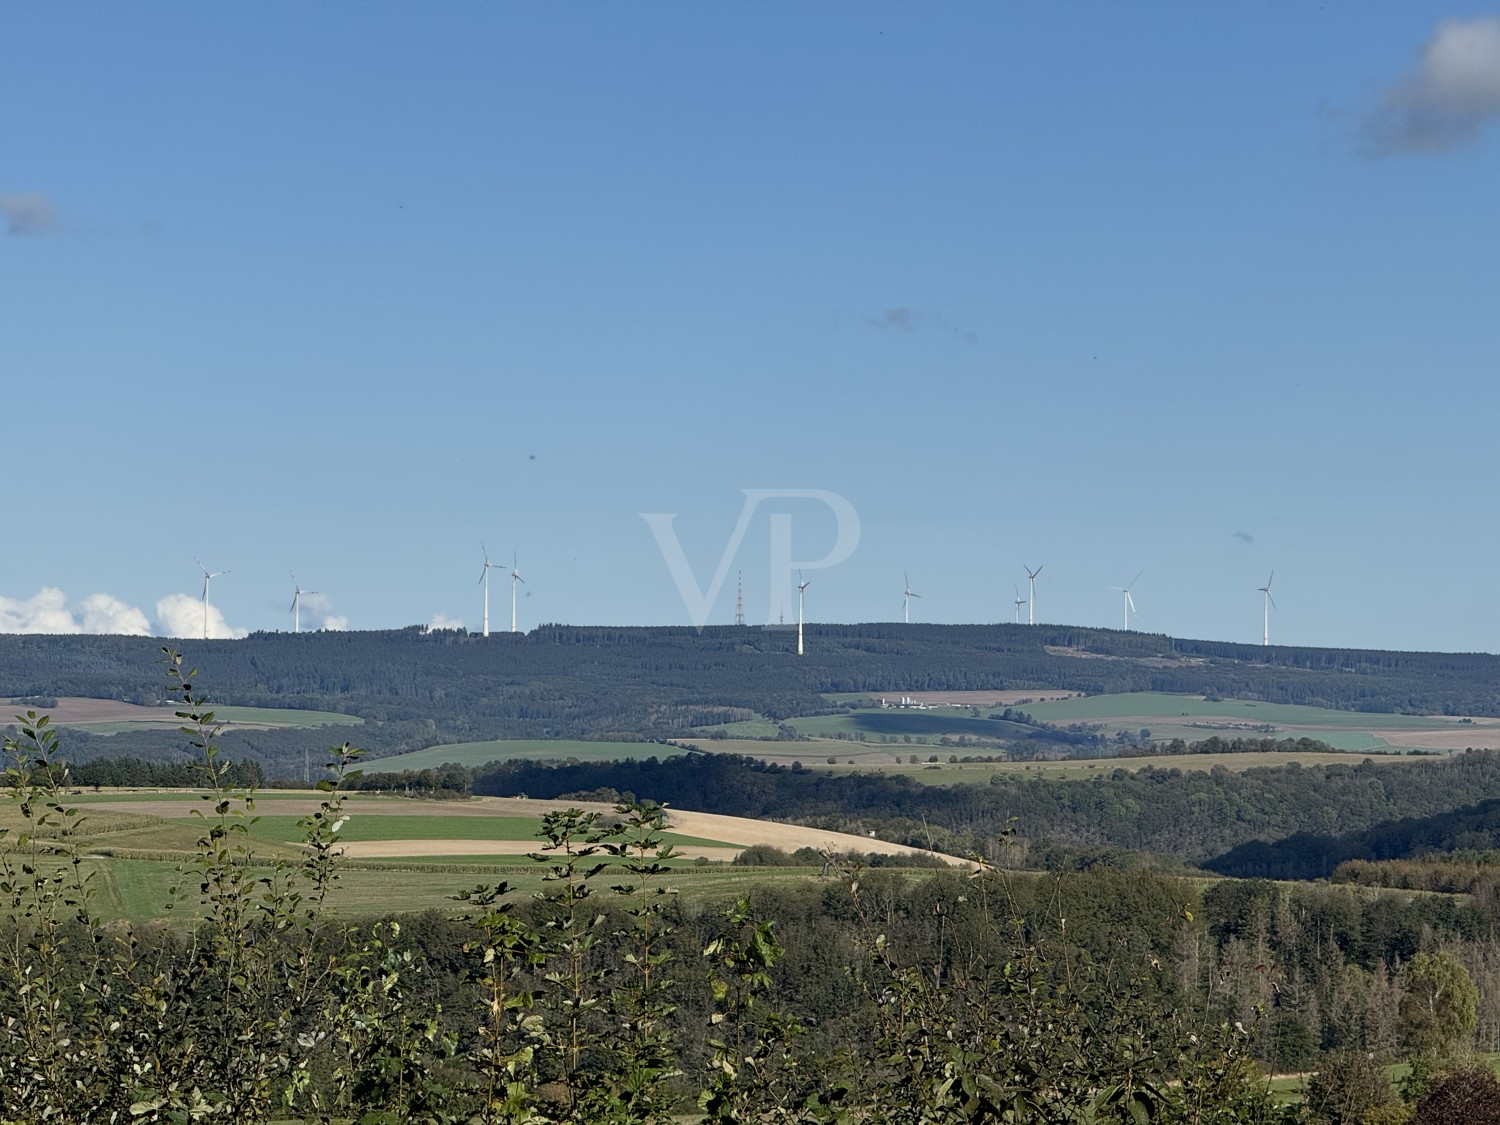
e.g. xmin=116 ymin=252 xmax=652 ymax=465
xmin=4 ymin=622 xmax=1498 ymax=745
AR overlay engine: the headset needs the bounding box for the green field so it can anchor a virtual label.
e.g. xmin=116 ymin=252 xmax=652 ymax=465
xmin=65 ymin=790 xmax=327 ymax=804
xmin=4 ymin=849 xmax=808 ymax=922
xmin=366 ymin=739 xmax=665 ymax=772
xmin=1026 ymin=692 xmax=1458 ymax=729
xmin=211 ymin=705 xmax=363 ymax=728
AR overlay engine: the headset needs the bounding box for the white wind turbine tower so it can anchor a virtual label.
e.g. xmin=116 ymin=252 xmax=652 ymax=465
xmin=1110 ymin=569 xmax=1143 ymax=631
xmin=289 ymin=572 xmax=320 ymax=634
xmin=903 ymin=572 xmax=921 ymax=623
xmin=797 ymin=570 xmax=811 ymax=655
xmin=479 ymin=543 xmax=503 ymax=638
xmin=195 ymin=558 xmax=229 ymax=641
xmin=1259 ymin=571 xmax=1277 ymax=646
xmin=509 ymin=552 xmax=526 ymax=633
xmin=1013 ymin=586 xmax=1027 ymax=624
xmin=1024 ymin=564 xmax=1043 ymax=625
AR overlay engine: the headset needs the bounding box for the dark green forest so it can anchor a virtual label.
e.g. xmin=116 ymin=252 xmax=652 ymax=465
xmin=5 ymin=623 xmax=1500 ymax=779
xmin=469 ymin=750 xmax=1500 ymax=870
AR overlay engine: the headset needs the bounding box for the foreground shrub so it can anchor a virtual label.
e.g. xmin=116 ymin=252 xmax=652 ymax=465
xmin=1306 ymin=1048 xmax=1397 ymax=1125
xmin=1412 ymin=1066 xmax=1500 ymax=1125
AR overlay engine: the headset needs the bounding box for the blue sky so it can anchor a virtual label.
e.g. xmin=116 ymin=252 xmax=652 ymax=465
xmin=4 ymin=4 xmax=1499 ymax=652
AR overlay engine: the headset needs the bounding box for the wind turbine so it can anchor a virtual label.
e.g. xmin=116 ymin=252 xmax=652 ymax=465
xmin=509 ymin=552 xmax=526 ymax=633
xmin=903 ymin=572 xmax=921 ymax=623
xmin=289 ymin=572 xmax=319 ymax=634
xmin=1024 ymin=564 xmax=1043 ymax=625
xmin=1259 ymin=571 xmax=1277 ymax=646
xmin=195 ymin=558 xmax=229 ymax=641
xmin=1013 ymin=586 xmax=1027 ymax=624
xmin=1110 ymin=569 xmax=1143 ymax=631
xmin=797 ymin=570 xmax=811 ymax=655
xmin=479 ymin=543 xmax=503 ymax=638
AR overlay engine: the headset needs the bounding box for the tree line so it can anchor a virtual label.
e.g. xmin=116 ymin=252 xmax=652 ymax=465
xmin=467 ymin=748 xmax=1500 ymax=869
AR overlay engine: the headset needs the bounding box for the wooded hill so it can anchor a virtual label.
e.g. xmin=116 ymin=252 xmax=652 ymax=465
xmin=3 ymin=622 xmax=1498 ymax=771
xmin=472 ymin=749 xmax=1500 ymax=872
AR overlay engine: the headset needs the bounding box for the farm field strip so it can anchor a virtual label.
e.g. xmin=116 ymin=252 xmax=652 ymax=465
xmin=365 ymin=739 xmax=663 ymax=772
xmin=1023 ymin=692 xmax=1487 ymax=730
xmin=2 ymin=798 xmax=936 ymax=918
xmin=6 ymin=697 xmax=361 ymax=732
xmin=4 ymin=791 xmax=965 ymax=922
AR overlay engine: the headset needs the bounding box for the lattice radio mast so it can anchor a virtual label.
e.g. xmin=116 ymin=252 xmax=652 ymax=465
xmin=735 ymin=570 xmax=745 ymax=626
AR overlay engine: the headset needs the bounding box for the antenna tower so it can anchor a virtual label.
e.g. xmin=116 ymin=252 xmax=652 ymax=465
xmin=735 ymin=570 xmax=745 ymax=625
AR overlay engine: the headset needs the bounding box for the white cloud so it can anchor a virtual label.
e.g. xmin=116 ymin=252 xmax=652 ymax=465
xmin=0 ymin=588 xmax=79 ymax=633
xmin=155 ymin=592 xmax=247 ymax=639
xmin=0 ymin=588 xmax=152 ymax=634
xmin=428 ymin=613 xmax=465 ymax=632
xmin=1363 ymin=17 xmax=1500 ymax=155
xmin=300 ymin=592 xmax=348 ymax=631
xmin=0 ymin=192 xmax=58 ymax=235
xmin=78 ymin=593 xmax=152 ymax=635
